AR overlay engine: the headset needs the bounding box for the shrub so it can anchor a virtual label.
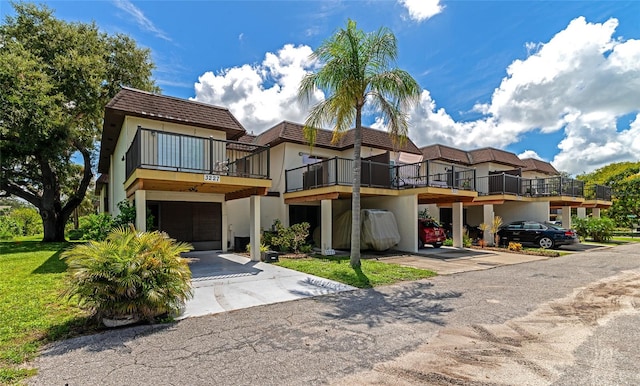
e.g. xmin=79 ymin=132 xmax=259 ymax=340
xmin=508 ymin=242 xmax=523 ymax=251
xmin=0 ymin=215 xmax=21 ymax=240
xmin=67 ymin=228 xmax=85 ymax=241
xmin=246 ymin=242 xmax=269 ymax=254
xmin=10 ymin=207 xmax=43 ymax=236
xmin=264 ymin=219 xmax=311 ymax=253
xmin=77 ymin=213 xmax=114 ymax=241
xmin=441 ymin=235 xmax=471 ymax=247
xmin=298 ymin=244 xmax=314 ymax=254
xmin=113 ymin=200 xmax=136 ymax=227
xmin=62 ymin=226 xmax=194 ymax=321
xmin=572 ymin=216 xmax=615 ymax=242
xmin=463 ymin=230 xmax=472 ymax=248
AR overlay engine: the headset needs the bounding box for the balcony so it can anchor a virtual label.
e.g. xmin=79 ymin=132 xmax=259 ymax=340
xmin=285 ymin=158 xmax=476 ymax=192
xmin=476 ymin=174 xmax=585 ymax=197
xmin=124 ymin=127 xmax=271 ymax=199
xmin=585 ymin=184 xmax=612 ymax=201
xmin=126 ymin=127 xmax=270 ymax=179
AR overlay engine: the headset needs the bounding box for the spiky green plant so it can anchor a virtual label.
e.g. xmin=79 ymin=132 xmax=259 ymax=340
xmin=491 ymin=216 xmax=503 ymax=246
xmin=62 ymin=226 xmax=194 ymax=321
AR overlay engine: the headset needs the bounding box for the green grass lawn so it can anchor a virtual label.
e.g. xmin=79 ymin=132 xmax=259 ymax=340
xmin=275 ymin=255 xmax=436 ymax=288
xmin=0 ymin=241 xmax=92 ymax=384
xmin=612 ymin=236 xmax=640 ymax=243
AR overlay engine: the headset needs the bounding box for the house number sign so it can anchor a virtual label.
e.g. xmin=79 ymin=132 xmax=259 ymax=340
xmin=204 ymin=174 xmax=221 ymax=182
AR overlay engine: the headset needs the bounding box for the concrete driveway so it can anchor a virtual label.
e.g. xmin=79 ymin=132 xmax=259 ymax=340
xmin=181 ymin=251 xmax=354 ymax=318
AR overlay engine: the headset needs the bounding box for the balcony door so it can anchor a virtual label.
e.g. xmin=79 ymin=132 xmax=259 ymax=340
xmin=157 ymin=133 xmax=205 ymax=172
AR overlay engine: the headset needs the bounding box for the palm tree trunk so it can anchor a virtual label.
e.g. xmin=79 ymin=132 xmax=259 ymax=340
xmin=350 ymin=107 xmax=363 ymax=268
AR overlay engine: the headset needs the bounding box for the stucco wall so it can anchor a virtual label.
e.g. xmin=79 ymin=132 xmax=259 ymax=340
xmin=418 ymin=204 xmax=440 ymax=222
xmin=466 ymin=206 xmax=483 ymax=226
xmin=494 ymin=201 xmax=550 ymax=224
xmin=362 ymin=195 xmax=418 ymax=252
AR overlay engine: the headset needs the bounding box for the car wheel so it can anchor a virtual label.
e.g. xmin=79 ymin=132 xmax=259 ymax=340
xmin=538 ymin=237 xmax=554 ymax=249
xmin=432 ymin=243 xmax=442 ymax=249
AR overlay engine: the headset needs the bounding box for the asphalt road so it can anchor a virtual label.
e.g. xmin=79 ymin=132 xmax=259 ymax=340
xmin=29 ymin=243 xmax=640 ymax=386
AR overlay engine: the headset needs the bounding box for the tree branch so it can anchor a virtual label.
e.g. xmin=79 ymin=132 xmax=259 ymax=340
xmin=61 ymin=140 xmax=93 ymax=218
xmin=0 ymin=180 xmax=41 ymax=207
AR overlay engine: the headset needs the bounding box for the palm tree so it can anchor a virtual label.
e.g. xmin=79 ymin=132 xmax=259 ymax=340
xmin=298 ymin=19 xmax=421 ymax=268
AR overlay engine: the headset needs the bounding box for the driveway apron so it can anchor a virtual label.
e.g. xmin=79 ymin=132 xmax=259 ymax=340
xmin=181 ymin=251 xmax=354 ymax=318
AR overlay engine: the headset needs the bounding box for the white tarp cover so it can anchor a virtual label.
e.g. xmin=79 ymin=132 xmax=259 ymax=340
xmin=332 ymin=209 xmax=401 ymax=251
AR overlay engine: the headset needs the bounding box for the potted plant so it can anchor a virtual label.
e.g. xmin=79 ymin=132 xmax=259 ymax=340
xmin=477 ymin=223 xmax=489 ymax=248
xmin=62 ymin=225 xmax=194 ymax=326
xmin=491 ymin=216 xmax=503 ymax=246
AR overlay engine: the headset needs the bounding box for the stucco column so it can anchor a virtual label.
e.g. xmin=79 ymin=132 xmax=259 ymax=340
xmin=134 ymin=190 xmax=146 ymax=232
xmin=577 ymin=207 xmax=587 ymax=219
xmin=396 ymin=195 xmax=418 ymax=253
xmin=452 ymin=202 xmax=464 ymax=248
xmin=221 ymin=201 xmax=228 ymax=252
xmin=249 ymin=195 xmax=261 ymax=261
xmin=321 ymin=200 xmax=333 ymax=255
xmin=561 ymin=206 xmax=572 ymax=230
xmin=283 ymin=204 xmax=290 ymax=227
xmin=482 ymin=204 xmax=494 ymax=246
xmin=592 ymin=208 xmax=601 ymax=218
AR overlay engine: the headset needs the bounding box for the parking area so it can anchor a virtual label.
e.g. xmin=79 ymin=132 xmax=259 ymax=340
xmin=383 ymin=246 xmax=559 ymax=275
xmin=180 ymin=251 xmax=355 ymax=319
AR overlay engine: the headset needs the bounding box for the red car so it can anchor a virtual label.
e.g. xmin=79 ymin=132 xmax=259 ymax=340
xmin=418 ymin=219 xmax=445 ymax=248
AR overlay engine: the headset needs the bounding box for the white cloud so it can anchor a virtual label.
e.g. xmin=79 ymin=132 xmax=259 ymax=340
xmin=406 ymin=16 xmax=640 ymax=174
xmin=193 ymin=44 xmax=324 ymax=134
xmin=518 ymin=150 xmax=543 ymax=160
xmin=113 ymin=0 xmax=171 ymax=41
xmin=398 ymin=0 xmax=444 ymax=22
xmin=191 ymin=17 xmax=639 ymax=174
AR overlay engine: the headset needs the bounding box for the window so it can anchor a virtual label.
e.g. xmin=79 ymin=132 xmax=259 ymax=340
xmin=302 ymin=154 xmax=323 ymax=165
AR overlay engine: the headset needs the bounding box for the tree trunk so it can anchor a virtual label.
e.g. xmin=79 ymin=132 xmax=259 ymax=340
xmin=41 ymin=207 xmax=68 ymax=242
xmin=37 ymin=146 xmax=92 ymax=242
xmin=350 ymin=106 xmax=363 ymax=268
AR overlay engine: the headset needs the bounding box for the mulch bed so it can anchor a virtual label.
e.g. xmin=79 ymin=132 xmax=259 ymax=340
xmin=470 ymin=245 xmax=560 ymax=257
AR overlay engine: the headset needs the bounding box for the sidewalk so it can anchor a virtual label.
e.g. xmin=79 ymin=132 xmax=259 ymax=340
xmin=379 ymin=247 xmax=556 ymax=275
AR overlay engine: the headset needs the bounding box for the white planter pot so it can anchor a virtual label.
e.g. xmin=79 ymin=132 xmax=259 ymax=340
xmin=102 ymin=315 xmax=140 ymax=328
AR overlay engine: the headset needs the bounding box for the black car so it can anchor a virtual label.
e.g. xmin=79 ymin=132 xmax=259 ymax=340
xmin=497 ymin=221 xmax=578 ymax=249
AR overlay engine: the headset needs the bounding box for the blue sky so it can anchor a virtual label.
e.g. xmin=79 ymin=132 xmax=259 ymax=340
xmin=2 ymin=0 xmax=639 ymax=175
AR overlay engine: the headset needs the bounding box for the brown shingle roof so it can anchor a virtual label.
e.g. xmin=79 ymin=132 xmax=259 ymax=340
xmin=467 ymin=147 xmax=527 ymax=167
xmin=420 ymin=144 xmax=472 ymax=164
xmin=98 ymin=88 xmax=246 ymax=173
xmin=95 ymin=174 xmax=108 ymax=195
xmin=256 ymin=121 xmax=422 ymax=154
xmin=421 ymin=145 xmax=528 ymax=168
xmin=521 ymin=158 xmax=559 ymax=175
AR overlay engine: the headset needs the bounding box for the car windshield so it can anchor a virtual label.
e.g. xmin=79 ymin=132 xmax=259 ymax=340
xmin=420 ymin=220 xmax=440 ymax=227
xmin=544 ymin=222 xmax=565 ymax=230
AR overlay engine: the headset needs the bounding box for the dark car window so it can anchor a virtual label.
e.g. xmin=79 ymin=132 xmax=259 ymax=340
xmin=544 ymin=222 xmax=564 ymax=230
xmin=524 ymin=223 xmax=543 ymax=230
xmin=507 ymin=223 xmax=523 ymax=230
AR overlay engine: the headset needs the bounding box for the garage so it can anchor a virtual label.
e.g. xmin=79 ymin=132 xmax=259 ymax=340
xmin=147 ymin=201 xmax=222 ymax=250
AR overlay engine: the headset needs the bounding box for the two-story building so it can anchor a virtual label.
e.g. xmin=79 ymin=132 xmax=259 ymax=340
xmin=96 ymin=88 xmax=271 ymax=260
xmin=97 ymin=88 xmax=612 ymax=255
xmin=226 ymin=121 xmax=477 ymax=253
xmin=419 ymin=144 xmax=612 ymax=244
